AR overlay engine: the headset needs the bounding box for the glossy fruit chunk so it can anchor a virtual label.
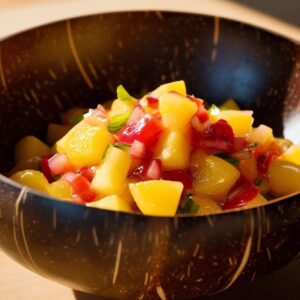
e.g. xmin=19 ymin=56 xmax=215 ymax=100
xmin=56 ymin=118 xmax=110 ymax=168
xmin=243 ymin=193 xmax=268 ymax=209
xmin=162 ymin=169 xmax=193 ymax=190
xmin=109 ymin=98 xmax=137 ymax=117
xmin=87 ymin=195 xmax=132 ymax=213
xmin=46 ymin=179 xmax=72 ymax=200
xmin=159 ymin=92 xmax=198 ymax=132
xmin=220 ymin=98 xmax=240 ymax=111
xmin=280 ymin=144 xmax=300 ymax=166
xmin=10 ymin=170 xmax=48 ymax=193
xmin=192 ymin=194 xmax=222 ymax=214
xmin=247 ymin=124 xmax=274 ymax=146
xmin=152 ymin=80 xmax=186 ymax=97
xmin=15 ymin=136 xmax=50 ymax=164
xmin=91 ymin=147 xmax=131 ymax=196
xmin=268 ymin=160 xmax=300 ymax=196
xmin=212 ymin=110 xmax=254 ymax=136
xmin=191 ymin=150 xmax=240 ymax=203
xmin=129 ymin=180 xmax=183 ymax=216
xmin=155 ymin=131 xmax=191 ymax=170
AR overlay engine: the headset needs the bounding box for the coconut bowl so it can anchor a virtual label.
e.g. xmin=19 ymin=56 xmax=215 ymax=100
xmin=0 ymin=8 xmax=300 ymax=300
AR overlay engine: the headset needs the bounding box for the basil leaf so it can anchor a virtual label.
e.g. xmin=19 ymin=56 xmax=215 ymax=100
xmin=117 ymin=85 xmax=132 ymax=101
xmin=108 ymin=112 xmax=131 ymax=133
xmin=179 ymin=194 xmax=199 ymax=214
xmin=217 ymin=153 xmax=240 ymax=167
xmin=208 ymin=104 xmax=220 ymax=116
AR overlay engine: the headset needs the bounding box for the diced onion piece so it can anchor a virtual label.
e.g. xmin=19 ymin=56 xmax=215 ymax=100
xmin=130 ymin=140 xmax=146 ymax=158
xmin=146 ymin=159 xmax=162 ymax=180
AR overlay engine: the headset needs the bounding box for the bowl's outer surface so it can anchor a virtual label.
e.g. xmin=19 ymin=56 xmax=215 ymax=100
xmin=0 ymin=11 xmax=300 ymax=299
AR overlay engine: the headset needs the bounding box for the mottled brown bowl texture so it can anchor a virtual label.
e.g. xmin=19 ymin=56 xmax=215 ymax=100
xmin=0 ymin=11 xmax=300 ymax=300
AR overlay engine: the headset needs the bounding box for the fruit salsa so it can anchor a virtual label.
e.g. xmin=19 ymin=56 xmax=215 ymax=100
xmin=10 ymin=81 xmax=300 ymax=216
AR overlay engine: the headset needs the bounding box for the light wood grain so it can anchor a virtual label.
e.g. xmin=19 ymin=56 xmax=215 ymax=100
xmin=0 ymin=251 xmax=74 ymax=300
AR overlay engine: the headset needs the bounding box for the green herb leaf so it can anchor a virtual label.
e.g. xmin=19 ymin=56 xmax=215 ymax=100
xmin=217 ymin=153 xmax=240 ymax=167
xmin=117 ymin=85 xmax=132 ymax=101
xmin=102 ymin=144 xmax=113 ymax=160
xmin=208 ymin=104 xmax=220 ymax=116
xmin=178 ymin=194 xmax=199 ymax=214
xmin=113 ymin=142 xmax=131 ymax=151
xmin=108 ymin=112 xmax=131 ymax=133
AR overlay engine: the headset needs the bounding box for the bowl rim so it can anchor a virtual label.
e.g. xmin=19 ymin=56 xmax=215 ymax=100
xmin=0 ymin=0 xmax=299 ymax=43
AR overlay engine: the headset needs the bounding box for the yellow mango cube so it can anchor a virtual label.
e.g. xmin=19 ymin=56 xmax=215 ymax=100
xmin=10 ymin=170 xmax=48 ymax=193
xmin=109 ymin=98 xmax=137 ymax=117
xmin=268 ymin=160 xmax=300 ymax=196
xmin=247 ymin=124 xmax=274 ymax=145
xmin=15 ymin=136 xmax=50 ymax=164
xmin=212 ymin=110 xmax=254 ymax=136
xmin=159 ymin=92 xmax=198 ymax=132
xmin=47 ymin=123 xmax=72 ymax=145
xmin=220 ymin=98 xmax=240 ymax=111
xmin=91 ymin=147 xmax=131 ymax=196
xmin=152 ymin=80 xmax=186 ymax=97
xmin=87 ymin=195 xmax=132 ymax=213
xmin=191 ymin=150 xmax=240 ymax=203
xmin=192 ymin=194 xmax=222 ymax=215
xmin=244 ymin=193 xmax=268 ymax=209
xmin=56 ymin=118 xmax=110 ymax=168
xmin=280 ymin=144 xmax=300 ymax=166
xmin=155 ymin=130 xmax=191 ymax=170
xmin=129 ymin=180 xmax=183 ymax=216
xmin=46 ymin=179 xmax=72 ymax=200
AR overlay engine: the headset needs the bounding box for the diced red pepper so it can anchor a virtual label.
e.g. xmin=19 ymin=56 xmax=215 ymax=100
xmin=48 ymin=153 xmax=75 ymax=176
xmin=40 ymin=155 xmax=54 ymax=183
xmin=126 ymin=104 xmax=144 ymax=125
xmin=130 ymin=140 xmax=146 ymax=159
xmin=146 ymin=96 xmax=159 ymax=109
xmin=162 ymin=169 xmax=193 ymax=190
xmin=256 ymin=151 xmax=278 ymax=174
xmin=63 ymin=172 xmax=98 ymax=203
xmin=223 ymin=175 xmax=259 ymax=210
xmin=131 ymin=159 xmax=162 ymax=181
xmin=188 ymin=95 xmax=209 ymax=123
xmin=76 ymin=166 xmax=95 ymax=182
xmin=117 ymin=114 xmax=163 ymax=149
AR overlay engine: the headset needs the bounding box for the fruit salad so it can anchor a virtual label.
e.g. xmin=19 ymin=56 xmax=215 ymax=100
xmin=10 ymin=81 xmax=300 ymax=216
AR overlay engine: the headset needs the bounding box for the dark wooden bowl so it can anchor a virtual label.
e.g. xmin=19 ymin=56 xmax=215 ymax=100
xmin=0 ymin=11 xmax=300 ymax=300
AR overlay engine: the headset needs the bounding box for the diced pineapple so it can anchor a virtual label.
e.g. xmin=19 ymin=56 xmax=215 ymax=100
xmin=159 ymin=92 xmax=198 ymax=132
xmin=212 ymin=110 xmax=254 ymax=136
xmin=191 ymin=150 xmax=240 ymax=203
xmin=129 ymin=180 xmax=183 ymax=216
xmin=46 ymin=179 xmax=72 ymax=200
xmin=280 ymin=144 xmax=300 ymax=166
xmin=15 ymin=136 xmax=50 ymax=164
xmin=109 ymin=98 xmax=137 ymax=117
xmin=247 ymin=124 xmax=274 ymax=145
xmin=10 ymin=170 xmax=48 ymax=193
xmin=117 ymin=179 xmax=135 ymax=204
xmin=91 ymin=147 xmax=131 ymax=196
xmin=152 ymin=80 xmax=186 ymax=97
xmin=238 ymin=156 xmax=257 ymax=183
xmin=47 ymin=123 xmax=71 ymax=145
xmin=220 ymin=98 xmax=240 ymax=111
xmin=56 ymin=118 xmax=110 ymax=168
xmin=155 ymin=130 xmax=191 ymax=170
xmin=244 ymin=193 xmax=268 ymax=209
xmin=268 ymin=160 xmax=300 ymax=196
xmin=192 ymin=194 xmax=222 ymax=215
xmin=87 ymin=195 xmax=133 ymax=213
xmin=60 ymin=107 xmax=88 ymax=125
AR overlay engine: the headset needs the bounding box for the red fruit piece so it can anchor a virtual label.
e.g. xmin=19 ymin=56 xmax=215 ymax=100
xmin=76 ymin=166 xmax=95 ymax=182
xmin=48 ymin=153 xmax=75 ymax=176
xmin=146 ymin=96 xmax=159 ymax=109
xmin=40 ymin=155 xmax=54 ymax=183
xmin=188 ymin=95 xmax=209 ymax=123
xmin=131 ymin=159 xmax=162 ymax=181
xmin=162 ymin=169 xmax=193 ymax=190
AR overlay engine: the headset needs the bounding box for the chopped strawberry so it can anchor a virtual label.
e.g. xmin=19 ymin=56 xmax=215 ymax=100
xmin=223 ymin=175 xmax=259 ymax=210
xmin=76 ymin=166 xmax=95 ymax=182
xmin=162 ymin=169 xmax=193 ymax=190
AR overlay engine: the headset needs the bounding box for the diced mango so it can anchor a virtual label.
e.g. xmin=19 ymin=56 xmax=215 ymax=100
xmin=15 ymin=136 xmax=50 ymax=164
xmin=191 ymin=150 xmax=240 ymax=203
xmin=159 ymin=92 xmax=198 ymax=132
xmin=192 ymin=194 xmax=222 ymax=215
xmin=91 ymin=147 xmax=131 ymax=196
xmin=152 ymin=80 xmax=186 ymax=97
xmin=247 ymin=124 xmax=274 ymax=145
xmin=268 ymin=160 xmax=300 ymax=196
xmin=117 ymin=179 xmax=135 ymax=204
xmin=129 ymin=180 xmax=183 ymax=216
xmin=10 ymin=170 xmax=48 ymax=193
xmin=212 ymin=110 xmax=254 ymax=136
xmin=47 ymin=123 xmax=71 ymax=145
xmin=238 ymin=156 xmax=257 ymax=183
xmin=60 ymin=107 xmax=88 ymax=125
xmin=109 ymin=98 xmax=137 ymax=117
xmin=280 ymin=144 xmax=300 ymax=166
xmin=244 ymin=193 xmax=268 ymax=209
xmin=155 ymin=130 xmax=191 ymax=170
xmin=275 ymin=138 xmax=293 ymax=152
xmin=56 ymin=118 xmax=110 ymax=168
xmin=220 ymin=98 xmax=240 ymax=111
xmin=87 ymin=195 xmax=133 ymax=213
xmin=46 ymin=179 xmax=72 ymax=200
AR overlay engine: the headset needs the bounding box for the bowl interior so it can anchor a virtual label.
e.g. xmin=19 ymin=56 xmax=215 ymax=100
xmin=0 ymin=11 xmax=299 ymax=174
